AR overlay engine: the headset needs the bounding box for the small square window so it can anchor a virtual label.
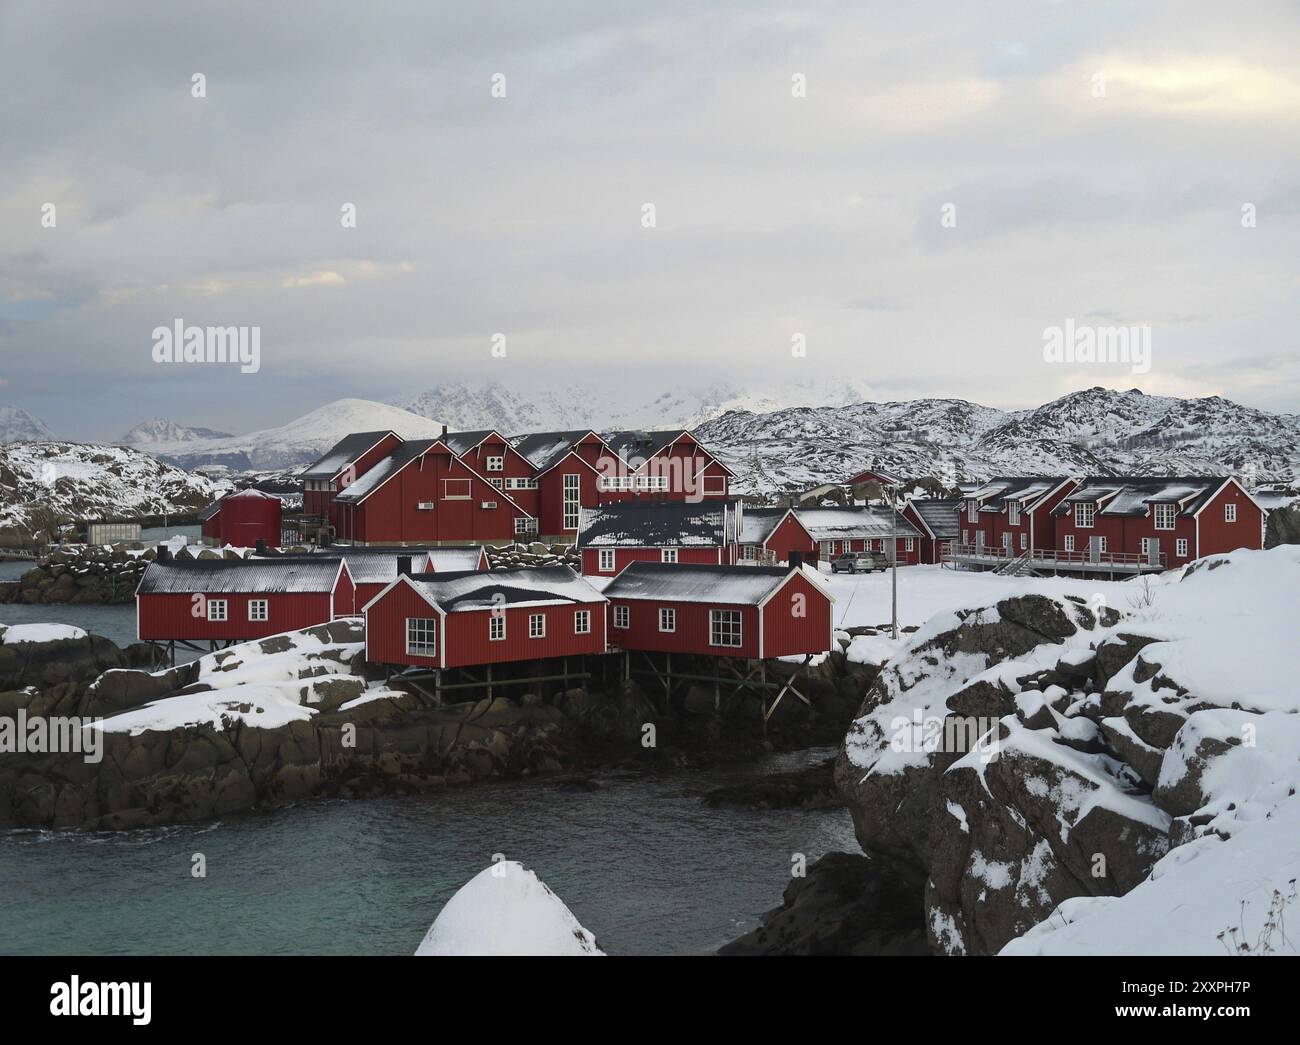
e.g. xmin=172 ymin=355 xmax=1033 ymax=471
xmin=529 ymin=613 xmax=546 ymax=639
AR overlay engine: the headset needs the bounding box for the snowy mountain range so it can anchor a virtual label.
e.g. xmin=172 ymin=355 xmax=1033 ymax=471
xmin=120 ymin=418 xmax=232 ymax=445
xmin=0 ymin=405 xmax=54 ymax=443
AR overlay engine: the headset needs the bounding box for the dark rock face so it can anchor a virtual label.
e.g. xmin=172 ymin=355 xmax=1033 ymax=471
xmin=1264 ymin=501 xmax=1300 ymax=548
xmin=718 ymin=853 xmax=928 ymax=956
xmin=0 ymin=632 xmax=164 ymax=692
xmin=703 ymin=757 xmax=842 ymax=811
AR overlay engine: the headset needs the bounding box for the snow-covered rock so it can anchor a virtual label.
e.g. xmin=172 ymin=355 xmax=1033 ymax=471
xmin=415 ymin=861 xmax=603 ymax=956
xmin=0 ymin=405 xmax=54 ymax=443
xmin=120 ymin=418 xmax=232 ymax=445
xmin=0 ymin=623 xmax=88 ymax=644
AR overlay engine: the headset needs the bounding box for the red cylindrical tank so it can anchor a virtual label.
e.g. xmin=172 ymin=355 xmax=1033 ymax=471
xmin=216 ymin=490 xmax=283 ymax=548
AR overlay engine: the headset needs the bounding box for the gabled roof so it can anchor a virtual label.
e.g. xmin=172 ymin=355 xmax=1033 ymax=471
xmin=576 ymin=500 xmax=732 ymax=548
xmin=794 ymin=507 xmax=921 ymax=541
xmin=905 ymin=498 xmax=962 ymax=539
xmin=397 ymin=566 xmax=604 ymax=613
xmin=285 ymin=546 xmax=485 ymax=584
xmin=967 ymin=477 xmax=1067 ymax=512
xmin=300 ymin=431 xmax=398 ymax=481
xmin=738 ymin=507 xmax=793 ymax=545
xmin=845 ymin=466 xmax=902 ymax=486
xmin=441 ymin=430 xmax=500 ymax=456
xmin=512 ymin=430 xmax=601 ymax=471
xmin=601 ymin=430 xmax=686 ymax=465
xmin=138 ymin=557 xmax=345 ymax=594
xmin=333 ymin=439 xmax=441 ymax=503
xmin=1054 ymin=477 xmax=1229 ymax=517
xmin=602 ymin=562 xmax=830 ymax=606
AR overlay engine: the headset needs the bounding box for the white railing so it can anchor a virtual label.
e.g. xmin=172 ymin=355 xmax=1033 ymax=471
xmin=950 ymin=543 xmax=1166 ymax=571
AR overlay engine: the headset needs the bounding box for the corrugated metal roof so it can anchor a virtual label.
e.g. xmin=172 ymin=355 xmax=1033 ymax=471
xmin=907 ymin=498 xmax=961 ymax=539
xmin=138 ymin=557 xmax=342 ymax=594
xmin=601 ymin=430 xmax=683 ymax=465
xmin=512 ymin=431 xmax=594 ymax=471
xmin=603 ymin=562 xmax=805 ymax=606
xmin=576 ymin=500 xmax=731 ymax=547
xmin=300 ymin=431 xmax=396 ymax=480
xmin=334 ymin=439 xmax=441 ymax=502
xmin=795 ymin=507 xmax=921 ymax=541
xmin=738 ymin=507 xmax=788 ymax=544
xmin=1055 ymin=476 xmax=1222 ymax=517
xmin=406 ymin=566 xmax=604 ymax=612
xmin=968 ymin=477 xmax=1066 ymax=510
xmin=442 ymin=430 xmax=497 ymax=455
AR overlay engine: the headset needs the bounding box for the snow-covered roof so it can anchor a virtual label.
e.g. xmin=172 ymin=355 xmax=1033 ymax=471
xmin=576 ymin=501 xmax=733 ymax=548
xmin=968 ymin=477 xmax=1064 ymax=511
xmin=404 ymin=566 xmax=604 ymax=612
xmin=138 ymin=557 xmax=344 ymax=594
xmin=906 ymin=498 xmax=961 ymax=539
xmin=601 ymin=430 xmax=685 ymax=465
xmin=334 ymin=439 xmax=441 ymax=502
xmin=292 ymin=547 xmax=484 ymax=584
xmin=300 ymin=430 xmax=396 ymax=480
xmin=738 ymin=507 xmax=789 ymax=544
xmin=512 ymin=431 xmax=595 ymax=471
xmin=603 ymin=562 xmax=826 ymax=606
xmin=1054 ymin=476 xmax=1225 ymax=517
xmin=793 ymin=507 xmax=921 ymax=541
xmin=441 ymin=430 xmax=498 ymax=456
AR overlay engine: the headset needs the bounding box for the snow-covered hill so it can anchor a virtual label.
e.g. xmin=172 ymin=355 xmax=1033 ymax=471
xmin=0 ymin=442 xmax=231 ymax=543
xmin=130 ymin=398 xmax=448 ymax=471
xmin=697 ymin=387 xmax=1300 ymax=496
xmin=120 ymin=418 xmax=233 ymax=445
xmin=0 ymin=405 xmax=54 ymax=443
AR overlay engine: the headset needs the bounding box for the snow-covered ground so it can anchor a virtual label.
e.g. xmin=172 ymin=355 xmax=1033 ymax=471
xmin=415 ymin=860 xmax=604 ymax=956
xmin=0 ymin=623 xmax=88 ymax=644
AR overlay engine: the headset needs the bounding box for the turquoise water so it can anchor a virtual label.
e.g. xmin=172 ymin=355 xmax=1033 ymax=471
xmin=0 ymin=750 xmax=854 ymax=955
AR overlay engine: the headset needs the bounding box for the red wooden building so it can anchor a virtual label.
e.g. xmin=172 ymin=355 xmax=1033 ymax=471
xmin=576 ymin=500 xmax=740 ymax=576
xmin=136 ymin=554 xmax=354 ymax=644
xmin=901 ymin=497 xmax=961 ymax=565
xmin=301 ymin=430 xmax=402 ymax=523
xmin=794 ymin=508 xmax=924 ymax=565
xmin=199 ymin=489 xmax=284 ymax=548
xmin=952 ymin=477 xmax=1077 ymax=563
xmin=1049 ymin=477 xmax=1264 ymax=570
xmin=363 ymin=565 xmax=607 ymax=670
xmin=281 ymin=545 xmax=490 ymax=611
xmin=602 ymin=562 xmax=834 ymax=660
xmin=737 ymin=508 xmax=817 ymax=565
xmin=844 ymin=465 xmax=902 ymax=489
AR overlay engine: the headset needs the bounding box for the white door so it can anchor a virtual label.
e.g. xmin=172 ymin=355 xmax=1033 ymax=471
xmin=1088 ymin=536 xmax=1103 ymax=563
xmin=1002 ymin=533 xmax=1013 ymax=556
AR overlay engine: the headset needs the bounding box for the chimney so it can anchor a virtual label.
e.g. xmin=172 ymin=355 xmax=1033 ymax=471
xmin=398 ymin=555 xmax=414 ymax=577
xmin=440 ymin=425 xmax=448 ymax=439
xmin=255 ymin=538 xmax=267 ymax=554
xmin=788 ymin=550 xmax=804 ymax=569
xmin=157 ymin=545 xmax=171 ymax=562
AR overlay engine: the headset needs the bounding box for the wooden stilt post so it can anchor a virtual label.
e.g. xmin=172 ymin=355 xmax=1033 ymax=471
xmin=487 ymin=663 xmax=493 ymax=700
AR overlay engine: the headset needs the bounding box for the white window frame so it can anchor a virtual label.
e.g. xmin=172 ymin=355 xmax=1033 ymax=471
xmin=443 ymin=479 xmax=472 ymax=500
xmin=207 ymin=599 xmax=228 ymax=622
xmin=1098 ymin=536 xmax=1108 ymax=553
xmin=506 ymin=477 xmax=539 ymax=490
xmin=709 ymin=609 xmax=742 ymax=648
xmin=1176 ymin=538 xmax=1189 ymax=557
xmin=574 ymin=609 xmax=591 ymax=635
xmin=661 ymin=548 xmax=678 ymax=564
xmin=700 ymin=474 xmax=727 ymax=497
xmin=514 ymin=516 xmax=538 ymax=536
xmin=406 ymin=617 xmax=437 ymax=657
xmin=598 ymin=548 xmax=616 ymax=572
xmin=489 ymin=615 xmax=505 ymax=642
xmin=485 ymin=456 xmax=504 ymax=472
xmin=489 ymin=478 xmax=503 ymax=490
xmin=563 ymin=473 xmax=581 ymax=531
xmin=613 ymin=604 xmax=630 ymax=629
xmin=1007 ymin=501 xmax=1020 ymax=526
xmin=658 ymin=607 xmax=675 ymax=633
xmin=528 ymin=613 xmax=546 ymax=639
xmin=905 ymin=537 xmax=914 ymax=552
xmin=967 ymin=501 xmax=978 ymax=523
xmin=1019 ymin=533 xmax=1027 ymax=550
xmin=1153 ymin=503 xmax=1176 ymax=530
xmin=248 ymin=599 xmax=268 ymax=622
xmin=1224 ymin=502 xmax=1237 ymax=523
xmin=1064 ymin=535 xmax=1075 ymax=552
xmin=1075 ymin=503 xmax=1096 ymax=528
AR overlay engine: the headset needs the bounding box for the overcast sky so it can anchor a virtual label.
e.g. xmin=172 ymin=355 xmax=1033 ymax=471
xmin=1 ymin=0 xmax=1298 ymax=439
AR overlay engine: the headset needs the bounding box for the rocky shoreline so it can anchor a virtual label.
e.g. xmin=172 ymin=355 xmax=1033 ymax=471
xmin=0 ymin=621 xmax=882 ymax=831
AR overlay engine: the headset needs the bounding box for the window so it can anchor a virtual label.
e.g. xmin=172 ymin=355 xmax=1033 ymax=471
xmin=506 ymin=477 xmax=538 ymax=490
xmin=613 ymin=605 xmax=630 ymax=629
xmin=1075 ymin=503 xmax=1096 ymax=528
xmin=905 ymin=537 xmax=914 ymax=552
xmin=599 ymin=549 xmax=616 ymax=572
xmin=443 ymin=479 xmax=472 ymax=500
xmin=489 ymin=478 xmax=503 ymax=490
xmin=1153 ymin=503 xmax=1176 ymax=530
xmin=574 ymin=609 xmax=591 ymax=635
xmin=1019 ymin=533 xmax=1027 ymax=550
xmin=701 ymin=475 xmax=727 ymax=496
xmin=528 ymin=613 xmax=546 ymax=639
xmin=709 ymin=609 xmax=742 ymax=647
xmin=406 ymin=617 xmax=437 ymax=656
xmin=635 ymin=475 xmax=669 ymax=491
xmin=967 ymin=501 xmax=978 ymax=523
xmin=207 ymin=599 xmax=228 ymax=622
xmin=248 ymin=599 xmax=268 ymax=622
xmin=489 ymin=615 xmax=505 ymax=642
xmin=598 ymin=475 xmax=634 ymax=492
xmin=961 ymin=529 xmax=969 ymax=545
xmin=486 ymin=456 xmax=504 ymax=472
xmin=661 ymin=548 xmax=678 ymax=563
xmin=739 ymin=544 xmax=758 ymax=561
xmin=514 ymin=516 xmax=538 ymax=536
xmin=1140 ymin=537 xmax=1153 ymax=557
xmin=1064 ymin=535 xmax=1075 ymax=552
xmin=1224 ymin=502 xmax=1237 ymax=523
xmin=563 ymin=474 xmax=581 ymax=530
xmin=1098 ymin=537 xmax=1108 ymax=553
xmin=1008 ymin=501 xmax=1020 ymax=526
xmin=1176 ymin=538 xmax=1189 ymax=557
xmin=658 ymin=607 xmax=676 ymax=633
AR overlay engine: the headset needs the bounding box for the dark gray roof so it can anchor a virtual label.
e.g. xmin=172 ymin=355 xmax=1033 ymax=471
xmin=262 ymin=546 xmax=484 ymax=584
xmin=442 ymin=430 xmax=497 ymax=456
xmin=333 ymin=439 xmax=440 ymax=503
xmin=197 ymin=499 xmax=223 ymax=522
xmin=511 ymin=430 xmax=595 ymax=471
xmin=138 ymin=557 xmax=344 ymax=594
xmin=907 ymin=498 xmax=961 ymax=539
xmin=300 ymin=431 xmax=397 ymax=480
xmin=1053 ymin=477 xmax=1226 ymax=517
xmin=603 ymin=562 xmax=823 ymax=606
xmin=403 ymin=566 xmax=604 ymax=612
xmin=601 ymin=430 xmax=684 ymax=465
xmin=968 ymin=477 xmax=1067 ymax=511
xmin=576 ymin=500 xmax=731 ymax=548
